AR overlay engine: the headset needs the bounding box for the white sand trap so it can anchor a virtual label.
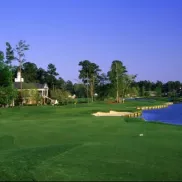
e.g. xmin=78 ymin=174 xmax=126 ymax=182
xmin=92 ymin=110 xmax=132 ymax=117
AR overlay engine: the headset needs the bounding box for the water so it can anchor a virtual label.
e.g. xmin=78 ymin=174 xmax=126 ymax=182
xmin=125 ymin=98 xmax=156 ymax=101
xmin=142 ymin=103 xmax=182 ymax=125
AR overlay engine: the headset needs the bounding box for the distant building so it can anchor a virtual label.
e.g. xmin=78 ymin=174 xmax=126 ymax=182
xmin=13 ymin=71 xmax=49 ymax=105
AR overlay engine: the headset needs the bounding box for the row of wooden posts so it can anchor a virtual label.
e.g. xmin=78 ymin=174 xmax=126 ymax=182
xmin=126 ymin=102 xmax=173 ymax=118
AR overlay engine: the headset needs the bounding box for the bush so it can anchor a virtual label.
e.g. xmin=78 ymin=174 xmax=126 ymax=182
xmin=0 ymin=86 xmax=17 ymax=107
xmin=50 ymin=89 xmax=72 ymax=105
xmin=15 ymin=92 xmax=23 ymax=106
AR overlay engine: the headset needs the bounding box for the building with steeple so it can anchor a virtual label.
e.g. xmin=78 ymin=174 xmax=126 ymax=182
xmin=13 ymin=71 xmax=49 ymax=105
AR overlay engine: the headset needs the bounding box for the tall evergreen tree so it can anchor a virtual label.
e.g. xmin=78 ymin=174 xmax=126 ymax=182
xmin=108 ymin=60 xmax=127 ymax=103
xmin=79 ymin=60 xmax=101 ymax=102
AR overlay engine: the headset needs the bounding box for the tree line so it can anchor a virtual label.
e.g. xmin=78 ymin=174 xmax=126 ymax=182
xmin=0 ymin=40 xmax=182 ymax=106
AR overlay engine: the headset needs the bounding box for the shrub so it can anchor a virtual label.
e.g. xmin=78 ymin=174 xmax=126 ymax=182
xmin=0 ymin=86 xmax=17 ymax=107
xmin=50 ymin=89 xmax=72 ymax=105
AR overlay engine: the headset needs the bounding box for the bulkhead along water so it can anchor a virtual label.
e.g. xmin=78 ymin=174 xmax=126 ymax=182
xmin=142 ymin=103 xmax=182 ymax=126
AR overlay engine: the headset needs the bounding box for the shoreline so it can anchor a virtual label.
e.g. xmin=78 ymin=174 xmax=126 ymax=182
xmin=136 ymin=102 xmax=173 ymax=111
xmin=92 ymin=102 xmax=173 ymax=118
xmin=141 ymin=103 xmax=182 ymax=126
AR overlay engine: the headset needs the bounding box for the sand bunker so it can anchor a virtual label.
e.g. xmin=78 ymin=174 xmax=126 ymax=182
xmin=92 ymin=110 xmax=132 ymax=117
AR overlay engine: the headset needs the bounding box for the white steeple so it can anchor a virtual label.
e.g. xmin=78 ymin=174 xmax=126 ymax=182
xmin=15 ymin=71 xmax=24 ymax=82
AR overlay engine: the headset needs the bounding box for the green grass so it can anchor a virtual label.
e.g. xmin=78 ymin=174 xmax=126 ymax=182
xmin=0 ymin=100 xmax=182 ymax=181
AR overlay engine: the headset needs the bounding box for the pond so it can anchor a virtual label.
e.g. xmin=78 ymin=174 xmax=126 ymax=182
xmin=125 ymin=98 xmax=156 ymax=101
xmin=142 ymin=103 xmax=182 ymax=125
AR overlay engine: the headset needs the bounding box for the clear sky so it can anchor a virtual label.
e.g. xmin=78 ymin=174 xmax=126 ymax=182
xmin=0 ymin=0 xmax=182 ymax=83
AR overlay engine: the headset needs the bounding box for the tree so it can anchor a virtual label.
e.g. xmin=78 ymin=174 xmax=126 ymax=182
xmin=130 ymin=87 xmax=139 ymax=97
xmin=98 ymin=73 xmax=109 ymax=85
xmin=96 ymin=73 xmax=111 ymax=100
xmin=166 ymin=81 xmax=174 ymax=93
xmin=74 ymin=83 xmax=86 ymax=98
xmin=15 ymin=40 xmax=29 ymax=103
xmin=56 ymin=77 xmax=66 ymax=90
xmin=156 ymin=80 xmax=163 ymax=88
xmin=122 ymin=74 xmax=137 ymax=101
xmin=174 ymin=81 xmax=181 ymax=91
xmin=97 ymin=83 xmax=112 ymax=100
xmin=0 ymin=58 xmax=12 ymax=87
xmin=0 ymin=51 xmax=4 ymax=62
xmin=22 ymin=62 xmax=38 ymax=82
xmin=0 ymin=54 xmax=17 ymax=107
xmin=36 ymin=68 xmax=48 ymax=84
xmin=0 ymin=86 xmax=17 ymax=107
xmin=66 ymin=80 xmax=74 ymax=94
xmin=79 ymin=60 xmax=101 ymax=102
xmin=155 ymin=87 xmax=162 ymax=97
xmin=47 ymin=63 xmax=59 ymax=90
xmin=108 ymin=60 xmax=127 ymax=103
xmin=141 ymin=86 xmax=145 ymax=96
xmin=5 ymin=42 xmax=14 ymax=67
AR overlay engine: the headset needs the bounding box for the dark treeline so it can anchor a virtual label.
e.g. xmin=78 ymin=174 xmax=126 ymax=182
xmin=132 ymin=80 xmax=182 ymax=97
xmin=11 ymin=62 xmax=86 ymax=98
xmin=1 ymin=41 xmax=182 ymax=106
xmin=10 ymin=60 xmax=182 ymax=100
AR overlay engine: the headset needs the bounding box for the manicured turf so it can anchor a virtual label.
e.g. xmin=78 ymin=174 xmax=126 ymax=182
xmin=0 ymin=100 xmax=182 ymax=181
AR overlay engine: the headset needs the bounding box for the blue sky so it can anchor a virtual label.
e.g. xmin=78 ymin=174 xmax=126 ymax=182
xmin=0 ymin=0 xmax=182 ymax=83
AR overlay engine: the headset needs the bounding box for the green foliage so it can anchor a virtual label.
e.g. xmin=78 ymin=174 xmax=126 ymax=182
xmin=155 ymin=87 xmax=162 ymax=97
xmin=74 ymin=83 xmax=86 ymax=98
xmin=107 ymin=60 xmax=127 ymax=86
xmin=96 ymin=73 xmax=113 ymax=100
xmin=2 ymin=40 xmax=182 ymax=105
xmin=97 ymin=84 xmax=113 ymax=100
xmin=56 ymin=77 xmax=66 ymax=89
xmin=0 ymin=63 xmax=13 ymax=87
xmin=168 ymin=91 xmax=176 ymax=97
xmin=79 ymin=60 xmax=101 ymax=102
xmin=144 ymin=91 xmax=150 ymax=97
xmin=79 ymin=60 xmax=101 ymax=83
xmin=36 ymin=68 xmax=48 ymax=84
xmin=15 ymin=92 xmax=23 ymax=105
xmin=50 ymin=89 xmax=71 ymax=105
xmin=0 ymin=56 xmax=17 ymax=107
xmin=47 ymin=63 xmax=58 ymax=77
xmin=66 ymin=80 xmax=74 ymax=94
xmin=15 ymin=40 xmax=29 ymax=62
xmin=5 ymin=42 xmax=14 ymax=66
xmin=141 ymin=86 xmax=145 ymax=96
xmin=127 ymin=86 xmax=139 ymax=97
xmin=22 ymin=62 xmax=38 ymax=82
xmin=46 ymin=63 xmax=59 ymax=89
xmin=32 ymin=90 xmax=41 ymax=104
xmin=107 ymin=60 xmax=127 ymax=101
xmin=107 ymin=61 xmax=136 ymax=101
xmin=0 ymin=86 xmax=17 ymax=106
xmin=0 ymin=51 xmax=4 ymax=62
xmin=122 ymin=74 xmax=137 ymax=97
xmin=21 ymin=89 xmax=41 ymax=105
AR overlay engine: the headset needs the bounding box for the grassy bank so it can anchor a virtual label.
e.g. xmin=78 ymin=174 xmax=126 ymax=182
xmin=0 ymin=100 xmax=182 ymax=181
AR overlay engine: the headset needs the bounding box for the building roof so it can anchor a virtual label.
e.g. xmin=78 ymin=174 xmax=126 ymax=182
xmin=14 ymin=82 xmax=48 ymax=89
